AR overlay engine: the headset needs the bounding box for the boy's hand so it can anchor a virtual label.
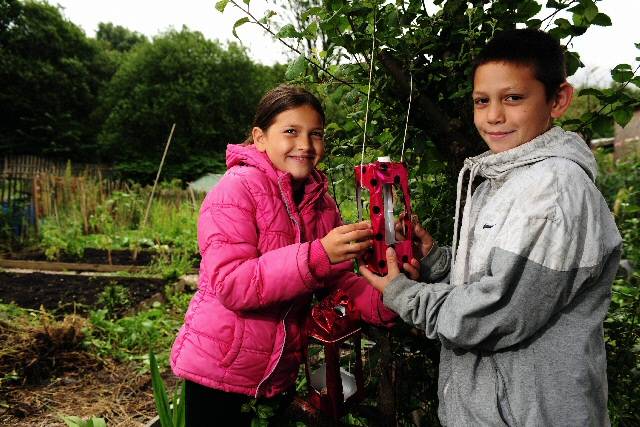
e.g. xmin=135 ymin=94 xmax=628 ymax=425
xmin=392 ymin=214 xmax=434 ymax=280
xmin=320 ymin=221 xmax=373 ymax=264
xmin=360 ymin=247 xmax=403 ymax=293
xmin=413 ymin=218 xmax=435 ymax=259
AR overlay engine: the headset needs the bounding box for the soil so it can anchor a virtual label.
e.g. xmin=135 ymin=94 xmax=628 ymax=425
xmin=2 ymin=248 xmax=158 ymax=266
xmin=0 ymin=272 xmax=168 ymax=315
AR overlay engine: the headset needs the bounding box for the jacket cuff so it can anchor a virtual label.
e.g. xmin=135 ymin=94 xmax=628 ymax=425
xmin=382 ymin=273 xmax=414 ymax=314
xmin=309 ymin=239 xmax=332 ymax=280
xmin=419 ymin=243 xmax=451 ymax=282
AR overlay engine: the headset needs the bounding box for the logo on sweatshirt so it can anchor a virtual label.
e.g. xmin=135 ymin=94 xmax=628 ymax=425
xmin=482 ymin=224 xmax=495 ymax=229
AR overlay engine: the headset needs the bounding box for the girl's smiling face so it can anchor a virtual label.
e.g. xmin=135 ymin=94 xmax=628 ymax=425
xmin=472 ymin=61 xmax=573 ymax=153
xmin=253 ymin=104 xmax=325 ymax=186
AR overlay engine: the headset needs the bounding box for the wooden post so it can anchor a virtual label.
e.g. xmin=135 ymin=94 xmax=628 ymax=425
xmin=32 ymin=174 xmax=40 ymax=235
xmin=142 ymin=123 xmax=176 ymax=229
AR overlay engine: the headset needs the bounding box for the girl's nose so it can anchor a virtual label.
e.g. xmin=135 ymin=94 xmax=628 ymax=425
xmin=297 ymin=135 xmax=312 ymax=150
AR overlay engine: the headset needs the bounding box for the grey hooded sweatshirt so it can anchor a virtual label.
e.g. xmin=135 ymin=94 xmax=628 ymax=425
xmin=384 ymin=127 xmax=622 ymax=426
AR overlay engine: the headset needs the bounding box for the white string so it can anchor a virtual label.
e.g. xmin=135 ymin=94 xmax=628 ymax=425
xmin=400 ymin=72 xmax=413 ymax=162
xmin=359 ymin=22 xmax=376 ymax=188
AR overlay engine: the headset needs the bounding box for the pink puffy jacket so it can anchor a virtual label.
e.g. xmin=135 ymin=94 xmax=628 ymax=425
xmin=171 ymin=144 xmax=395 ymax=398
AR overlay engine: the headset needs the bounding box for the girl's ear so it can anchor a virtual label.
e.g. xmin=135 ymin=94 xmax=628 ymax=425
xmin=550 ymin=82 xmax=574 ymax=119
xmin=252 ymin=127 xmax=267 ymax=152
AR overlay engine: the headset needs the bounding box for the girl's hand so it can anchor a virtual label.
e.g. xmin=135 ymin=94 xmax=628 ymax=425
xmin=321 ymin=221 xmax=373 ymax=264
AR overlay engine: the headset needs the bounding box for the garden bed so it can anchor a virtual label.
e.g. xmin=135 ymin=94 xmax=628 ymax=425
xmin=0 ymin=271 xmax=168 ymax=315
xmin=2 ymin=248 xmax=159 ymax=266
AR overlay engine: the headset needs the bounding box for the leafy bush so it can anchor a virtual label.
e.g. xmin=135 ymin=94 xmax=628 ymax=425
xmin=593 ymin=151 xmax=640 ymax=425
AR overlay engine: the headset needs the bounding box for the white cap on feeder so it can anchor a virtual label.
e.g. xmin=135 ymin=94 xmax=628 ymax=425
xmin=377 ymin=156 xmax=391 ymax=162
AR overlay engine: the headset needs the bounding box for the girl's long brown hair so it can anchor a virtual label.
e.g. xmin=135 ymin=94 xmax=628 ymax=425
xmin=243 ymin=84 xmax=325 ymax=144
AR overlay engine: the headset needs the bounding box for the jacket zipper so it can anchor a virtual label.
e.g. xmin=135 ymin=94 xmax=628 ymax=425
xmin=255 ymin=305 xmax=293 ymax=397
xmin=255 ymin=179 xmax=300 ymax=398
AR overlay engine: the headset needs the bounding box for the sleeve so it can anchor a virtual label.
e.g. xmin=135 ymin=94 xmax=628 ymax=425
xmin=199 ymin=176 xmax=323 ymax=312
xmin=383 ymin=193 xmax=616 ymax=351
xmin=419 ymin=243 xmax=451 ymax=283
xmin=307 ymin=201 xmax=396 ymax=327
xmin=334 ymin=267 xmax=398 ymax=326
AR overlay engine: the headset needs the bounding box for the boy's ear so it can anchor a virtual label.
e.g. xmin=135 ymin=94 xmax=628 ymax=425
xmin=550 ymin=82 xmax=574 ymax=119
xmin=252 ymin=127 xmax=267 ymax=152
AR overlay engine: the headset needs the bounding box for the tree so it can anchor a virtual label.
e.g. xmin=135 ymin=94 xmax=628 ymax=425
xmin=218 ymin=1 xmax=640 ymax=424
xmin=97 ymin=28 xmax=285 ymax=183
xmin=0 ymin=0 xmax=115 ymax=158
xmin=96 ymin=22 xmax=147 ymax=53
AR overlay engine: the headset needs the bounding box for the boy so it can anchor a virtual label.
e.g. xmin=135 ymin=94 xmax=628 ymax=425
xmin=361 ymin=29 xmax=622 ymax=426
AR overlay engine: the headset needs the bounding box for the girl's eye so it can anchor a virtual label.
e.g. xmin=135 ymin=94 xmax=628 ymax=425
xmin=505 ymin=95 xmax=523 ymax=102
xmin=473 ymin=98 xmax=489 ymax=106
xmin=284 ymin=129 xmax=296 ymax=134
xmin=311 ymin=131 xmax=324 ymax=138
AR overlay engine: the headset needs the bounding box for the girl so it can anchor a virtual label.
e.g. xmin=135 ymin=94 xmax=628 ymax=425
xmin=171 ymin=84 xmax=395 ymax=425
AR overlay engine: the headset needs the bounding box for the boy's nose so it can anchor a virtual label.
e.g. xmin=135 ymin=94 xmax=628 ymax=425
xmin=487 ymin=104 xmax=505 ymax=124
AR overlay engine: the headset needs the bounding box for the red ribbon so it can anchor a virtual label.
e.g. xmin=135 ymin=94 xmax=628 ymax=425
xmin=309 ymin=289 xmax=359 ymax=338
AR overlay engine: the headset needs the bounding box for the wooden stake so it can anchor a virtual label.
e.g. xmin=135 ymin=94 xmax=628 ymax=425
xmin=141 ymin=123 xmax=176 ymax=230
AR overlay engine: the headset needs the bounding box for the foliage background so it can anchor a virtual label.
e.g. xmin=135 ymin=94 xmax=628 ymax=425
xmin=0 ymin=0 xmax=639 ymax=424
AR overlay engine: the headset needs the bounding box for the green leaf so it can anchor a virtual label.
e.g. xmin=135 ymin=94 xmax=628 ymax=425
xmin=259 ymin=10 xmax=277 ymax=24
xmin=518 ymin=1 xmax=542 ymax=19
xmin=149 ymin=352 xmax=172 ymax=427
xmin=62 ymin=416 xmax=83 ymax=427
xmin=592 ymin=114 xmax=612 ymax=136
xmin=285 ymin=55 xmax=307 ymax=80
xmin=612 ymin=107 xmax=633 ymax=128
xmin=525 ymin=19 xmax=542 ymax=29
xmin=276 ymin=24 xmax=300 ymax=39
xmin=611 ymin=64 xmax=634 ymax=83
xmin=564 ymin=51 xmax=582 ymax=77
xmin=214 ymin=0 xmax=229 ymax=13
xmin=302 ymin=6 xmax=325 ymax=21
xmin=232 ymin=17 xmax=250 ymax=40
xmin=591 ymin=13 xmax=611 ymax=26
xmin=578 ymin=88 xmax=603 ymax=97
xmin=582 ymin=0 xmax=599 ymax=21
xmin=304 ymin=22 xmax=319 ymax=39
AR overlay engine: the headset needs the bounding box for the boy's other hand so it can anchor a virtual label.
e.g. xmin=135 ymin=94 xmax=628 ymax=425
xmin=360 ymin=247 xmax=403 ymax=293
xmin=412 ymin=217 xmax=435 ymax=259
xmin=321 ymin=221 xmax=373 ymax=264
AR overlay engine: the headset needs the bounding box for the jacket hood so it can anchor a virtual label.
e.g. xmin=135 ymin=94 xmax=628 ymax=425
xmin=450 ymin=127 xmax=596 ymax=280
xmin=225 ymin=143 xmax=328 ymax=210
xmin=465 ymin=126 xmax=596 ymax=182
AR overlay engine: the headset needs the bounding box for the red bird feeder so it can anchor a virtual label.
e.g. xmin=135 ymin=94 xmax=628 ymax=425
xmin=304 ymin=290 xmax=364 ymax=420
xmin=354 ymin=156 xmax=414 ymax=275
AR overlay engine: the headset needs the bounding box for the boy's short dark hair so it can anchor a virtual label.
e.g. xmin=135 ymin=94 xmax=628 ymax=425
xmin=472 ymin=29 xmax=566 ymax=100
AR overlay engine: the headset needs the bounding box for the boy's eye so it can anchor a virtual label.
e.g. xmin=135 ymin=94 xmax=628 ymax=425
xmin=284 ymin=129 xmax=296 ymax=134
xmin=311 ymin=131 xmax=324 ymax=138
xmin=505 ymin=95 xmax=523 ymax=102
xmin=473 ymin=98 xmax=489 ymax=106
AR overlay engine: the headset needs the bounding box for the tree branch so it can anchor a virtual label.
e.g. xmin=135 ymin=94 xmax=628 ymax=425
xmin=377 ymin=50 xmax=474 ymax=161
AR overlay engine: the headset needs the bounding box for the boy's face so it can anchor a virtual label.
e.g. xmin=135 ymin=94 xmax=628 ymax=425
xmin=472 ymin=61 xmax=572 ymax=153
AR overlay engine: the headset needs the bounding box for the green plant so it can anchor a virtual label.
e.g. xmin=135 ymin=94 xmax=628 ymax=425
xmin=61 ymin=416 xmax=107 ymax=427
xmin=96 ymin=283 xmax=131 ymax=319
xmin=149 ymin=351 xmax=185 ymax=427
